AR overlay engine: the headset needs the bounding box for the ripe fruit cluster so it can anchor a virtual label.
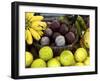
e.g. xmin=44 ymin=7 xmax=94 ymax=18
xmin=25 ymin=13 xmax=90 ymax=68
xmin=40 ymin=20 xmax=76 ymax=46
xmin=25 ymin=46 xmax=90 ymax=68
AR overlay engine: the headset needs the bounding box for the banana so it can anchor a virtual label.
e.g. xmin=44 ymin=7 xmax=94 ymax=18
xmin=77 ymin=16 xmax=87 ymax=30
xmin=31 ymin=21 xmax=47 ymax=30
xmin=31 ymin=21 xmax=41 ymax=27
xmin=39 ymin=22 xmax=47 ymax=30
xmin=31 ymin=16 xmax=44 ymax=21
xmin=37 ymin=31 xmax=44 ymax=36
xmin=31 ymin=22 xmax=43 ymax=31
xmin=29 ymin=28 xmax=41 ymax=41
xmin=31 ymin=26 xmax=43 ymax=31
xmin=25 ymin=29 xmax=28 ymax=41
xmin=26 ymin=29 xmax=33 ymax=45
xmin=75 ymin=20 xmax=81 ymax=36
xmin=25 ymin=12 xmax=34 ymax=20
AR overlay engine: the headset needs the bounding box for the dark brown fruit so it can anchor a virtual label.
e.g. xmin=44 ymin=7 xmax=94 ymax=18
xmin=44 ymin=28 xmax=53 ymax=37
xmin=50 ymin=20 xmax=60 ymax=32
xmin=65 ymin=32 xmax=75 ymax=44
xmin=70 ymin=25 xmax=77 ymax=34
xmin=59 ymin=24 xmax=68 ymax=35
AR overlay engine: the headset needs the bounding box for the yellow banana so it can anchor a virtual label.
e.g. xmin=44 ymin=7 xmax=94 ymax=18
xmin=31 ymin=21 xmax=47 ymax=30
xmin=26 ymin=29 xmax=33 ymax=45
xmin=32 ymin=26 xmax=43 ymax=31
xmin=37 ymin=31 xmax=44 ymax=36
xmin=29 ymin=28 xmax=41 ymax=41
xmin=40 ymin=22 xmax=47 ymax=30
xmin=25 ymin=29 xmax=28 ymax=41
xmin=31 ymin=16 xmax=44 ymax=21
xmin=25 ymin=12 xmax=34 ymax=20
xmin=31 ymin=22 xmax=43 ymax=31
xmin=31 ymin=21 xmax=41 ymax=27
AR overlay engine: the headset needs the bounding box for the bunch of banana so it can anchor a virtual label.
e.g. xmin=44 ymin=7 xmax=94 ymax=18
xmin=75 ymin=15 xmax=87 ymax=37
xmin=25 ymin=12 xmax=47 ymax=45
xmin=80 ymin=28 xmax=90 ymax=48
xmin=75 ymin=16 xmax=90 ymax=49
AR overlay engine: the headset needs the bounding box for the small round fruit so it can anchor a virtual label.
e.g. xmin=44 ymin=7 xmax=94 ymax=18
xmin=40 ymin=36 xmax=50 ymax=46
xmin=51 ymin=20 xmax=60 ymax=31
xmin=31 ymin=59 xmax=46 ymax=68
xmin=60 ymin=50 xmax=75 ymax=66
xmin=25 ymin=51 xmax=33 ymax=67
xmin=55 ymin=35 xmax=65 ymax=46
xmin=65 ymin=32 xmax=75 ymax=44
xmin=47 ymin=58 xmax=61 ymax=67
xmin=84 ymin=57 xmax=90 ymax=65
xmin=74 ymin=48 xmax=88 ymax=62
xmin=75 ymin=62 xmax=84 ymax=66
xmin=39 ymin=46 xmax=53 ymax=61
xmin=45 ymin=28 xmax=53 ymax=37
xmin=59 ymin=24 xmax=68 ymax=35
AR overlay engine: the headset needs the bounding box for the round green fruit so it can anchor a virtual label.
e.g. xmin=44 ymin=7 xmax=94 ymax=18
xmin=84 ymin=57 xmax=90 ymax=65
xmin=31 ymin=59 xmax=46 ymax=68
xmin=75 ymin=62 xmax=84 ymax=66
xmin=60 ymin=50 xmax=75 ymax=66
xmin=25 ymin=51 xmax=33 ymax=67
xmin=74 ymin=48 xmax=88 ymax=62
xmin=39 ymin=46 xmax=53 ymax=61
xmin=47 ymin=58 xmax=61 ymax=67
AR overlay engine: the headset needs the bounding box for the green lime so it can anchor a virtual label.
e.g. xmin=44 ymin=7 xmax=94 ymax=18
xmin=31 ymin=59 xmax=46 ymax=68
xmin=60 ymin=50 xmax=75 ymax=66
xmin=39 ymin=46 xmax=53 ymax=61
xmin=47 ymin=58 xmax=61 ymax=67
xmin=25 ymin=51 xmax=33 ymax=67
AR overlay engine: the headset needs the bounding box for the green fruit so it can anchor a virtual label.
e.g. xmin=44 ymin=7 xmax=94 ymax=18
xmin=60 ymin=50 xmax=75 ymax=66
xmin=75 ymin=62 xmax=84 ymax=66
xmin=25 ymin=51 xmax=33 ymax=67
xmin=47 ymin=58 xmax=61 ymax=67
xmin=77 ymin=16 xmax=87 ymax=30
xmin=74 ymin=48 xmax=88 ymax=62
xmin=83 ymin=29 xmax=90 ymax=48
xmin=31 ymin=59 xmax=46 ymax=68
xmin=39 ymin=46 xmax=53 ymax=61
xmin=84 ymin=57 xmax=90 ymax=65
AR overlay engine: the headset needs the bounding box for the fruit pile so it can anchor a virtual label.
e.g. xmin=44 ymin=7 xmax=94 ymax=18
xmin=26 ymin=47 xmax=90 ymax=68
xmin=25 ymin=13 xmax=90 ymax=68
xmin=40 ymin=20 xmax=76 ymax=46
